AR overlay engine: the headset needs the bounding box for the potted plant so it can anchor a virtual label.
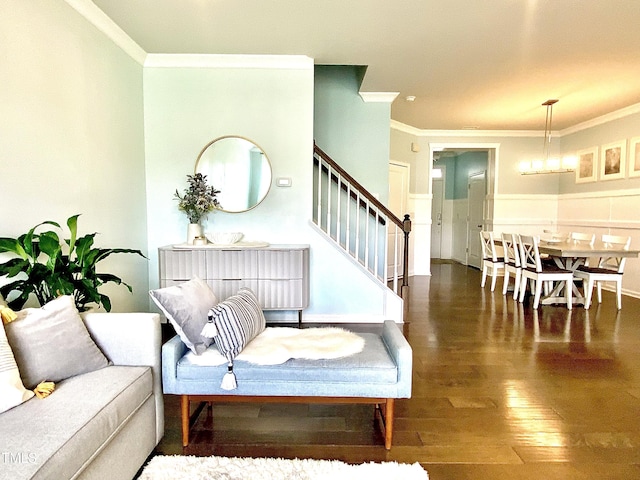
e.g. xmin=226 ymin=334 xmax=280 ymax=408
xmin=174 ymin=173 xmax=221 ymax=243
xmin=0 ymin=214 xmax=146 ymax=312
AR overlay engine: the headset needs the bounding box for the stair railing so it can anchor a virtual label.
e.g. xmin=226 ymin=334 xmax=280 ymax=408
xmin=313 ymin=143 xmax=411 ymax=298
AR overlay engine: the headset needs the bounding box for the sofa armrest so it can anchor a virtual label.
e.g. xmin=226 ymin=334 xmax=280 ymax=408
xmin=382 ymin=320 xmax=412 ymax=398
xmin=161 ymin=334 xmax=188 ymax=394
xmin=81 ymin=312 xmax=164 ymax=444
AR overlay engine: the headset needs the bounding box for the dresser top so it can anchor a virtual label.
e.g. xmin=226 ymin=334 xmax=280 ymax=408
xmin=160 ymin=243 xmax=309 ymax=251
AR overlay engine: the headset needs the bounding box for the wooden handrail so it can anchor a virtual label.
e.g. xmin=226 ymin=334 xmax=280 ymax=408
xmin=314 ymin=143 xmax=409 ymax=232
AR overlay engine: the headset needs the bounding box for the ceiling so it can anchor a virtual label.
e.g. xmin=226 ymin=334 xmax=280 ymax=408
xmin=91 ymin=0 xmax=640 ymax=131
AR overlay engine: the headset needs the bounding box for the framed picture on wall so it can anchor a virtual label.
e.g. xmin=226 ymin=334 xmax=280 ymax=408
xmin=575 ymin=147 xmax=598 ymax=183
xmin=629 ymin=137 xmax=640 ymax=178
xmin=600 ymin=140 xmax=626 ymax=181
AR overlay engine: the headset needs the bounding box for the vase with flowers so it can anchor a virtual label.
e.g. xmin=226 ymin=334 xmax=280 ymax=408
xmin=174 ymin=173 xmax=221 ymax=244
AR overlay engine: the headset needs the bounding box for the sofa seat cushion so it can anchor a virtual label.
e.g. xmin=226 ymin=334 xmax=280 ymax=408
xmin=0 ymin=365 xmax=152 ymax=480
xmin=177 ymin=332 xmax=397 ymax=385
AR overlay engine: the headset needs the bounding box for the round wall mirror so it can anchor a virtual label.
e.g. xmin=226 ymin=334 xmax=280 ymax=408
xmin=195 ymin=136 xmax=272 ymax=213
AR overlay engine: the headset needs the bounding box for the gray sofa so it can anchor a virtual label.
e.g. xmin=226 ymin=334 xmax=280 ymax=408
xmin=0 ymin=312 xmax=164 ymax=480
xmin=163 ymin=319 xmax=412 ymax=449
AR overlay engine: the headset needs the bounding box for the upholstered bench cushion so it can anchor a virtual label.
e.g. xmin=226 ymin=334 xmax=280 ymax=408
xmin=164 ymin=321 xmax=411 ymax=399
xmin=177 ymin=333 xmax=397 ymax=384
xmin=0 ymin=365 xmax=152 ymax=480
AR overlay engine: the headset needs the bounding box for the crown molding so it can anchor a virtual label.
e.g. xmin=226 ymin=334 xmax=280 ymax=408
xmin=64 ymin=0 xmax=147 ymax=65
xmin=144 ymin=54 xmax=314 ymax=69
xmin=390 ymin=120 xmax=423 ymax=136
xmin=560 ymin=102 xmax=640 ymax=136
xmin=390 ymin=120 xmax=540 ymax=138
xmin=359 ymin=92 xmax=399 ymax=103
xmin=393 ymin=102 xmax=640 ymax=139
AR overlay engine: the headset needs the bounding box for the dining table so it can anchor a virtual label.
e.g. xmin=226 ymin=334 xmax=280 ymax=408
xmin=537 ymin=238 xmax=640 ymax=305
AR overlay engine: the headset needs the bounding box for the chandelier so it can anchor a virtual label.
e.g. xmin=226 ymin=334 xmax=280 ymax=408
xmin=519 ymin=99 xmax=577 ymax=175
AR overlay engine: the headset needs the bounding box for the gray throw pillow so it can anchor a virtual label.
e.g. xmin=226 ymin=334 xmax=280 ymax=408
xmin=5 ymin=295 xmax=109 ymax=390
xmin=149 ymin=277 xmax=218 ymax=355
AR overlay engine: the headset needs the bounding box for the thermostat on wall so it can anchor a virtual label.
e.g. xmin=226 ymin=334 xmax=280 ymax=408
xmin=276 ymin=177 xmax=292 ymax=187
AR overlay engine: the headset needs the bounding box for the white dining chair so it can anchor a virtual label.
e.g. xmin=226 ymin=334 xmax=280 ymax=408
xmin=479 ymin=231 xmax=505 ymax=292
xmin=518 ymin=234 xmax=574 ymax=309
xmin=573 ymin=234 xmax=631 ymax=310
xmin=501 ymin=233 xmax=522 ymax=300
xmin=569 ymin=232 xmax=595 ymax=245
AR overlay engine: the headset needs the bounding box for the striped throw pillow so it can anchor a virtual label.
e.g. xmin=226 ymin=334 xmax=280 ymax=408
xmin=203 ymin=288 xmax=266 ymax=362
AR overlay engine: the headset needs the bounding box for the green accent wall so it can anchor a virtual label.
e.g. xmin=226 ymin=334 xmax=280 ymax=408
xmin=314 ymin=65 xmax=391 ymax=203
xmin=435 ymin=151 xmax=488 ymax=199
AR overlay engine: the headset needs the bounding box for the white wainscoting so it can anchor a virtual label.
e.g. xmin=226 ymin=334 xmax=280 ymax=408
xmin=408 ymin=194 xmax=431 ymax=276
xmin=492 ymin=190 xmax=640 ymax=300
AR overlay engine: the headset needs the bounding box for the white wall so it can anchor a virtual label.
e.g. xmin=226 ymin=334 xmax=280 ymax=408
xmin=0 ymin=0 xmax=149 ymax=312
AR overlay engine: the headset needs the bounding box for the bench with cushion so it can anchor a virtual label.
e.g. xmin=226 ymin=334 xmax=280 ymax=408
xmin=152 ymin=277 xmax=412 ymax=450
xmin=161 ymin=319 xmax=412 ymax=449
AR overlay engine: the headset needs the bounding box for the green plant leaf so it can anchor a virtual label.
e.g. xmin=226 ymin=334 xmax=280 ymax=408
xmin=99 ymin=294 xmax=112 ymax=312
xmin=0 ymin=238 xmax=28 ymax=259
xmin=22 ymin=221 xmax=60 ymax=258
xmin=74 ymin=234 xmax=96 ymax=261
xmin=94 ymin=247 xmax=147 ymax=264
xmin=66 ymin=214 xmax=80 ymax=253
xmin=38 ymin=231 xmax=62 ymax=264
xmin=0 ymin=257 xmax=30 ymax=278
xmin=96 ymin=273 xmax=134 ymax=293
xmin=0 ymin=280 xmax=33 ymax=310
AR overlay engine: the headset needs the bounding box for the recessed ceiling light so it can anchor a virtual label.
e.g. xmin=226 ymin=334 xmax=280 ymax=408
xmin=405 ymin=95 xmax=416 ymax=102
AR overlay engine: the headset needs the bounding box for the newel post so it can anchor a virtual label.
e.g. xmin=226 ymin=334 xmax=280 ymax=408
xmin=401 ymin=214 xmax=411 ymax=294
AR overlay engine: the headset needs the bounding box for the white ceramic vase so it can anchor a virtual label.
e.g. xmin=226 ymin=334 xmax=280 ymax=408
xmin=187 ymin=223 xmax=202 ymax=245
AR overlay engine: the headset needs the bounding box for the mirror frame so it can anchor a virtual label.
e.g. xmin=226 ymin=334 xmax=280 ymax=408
xmin=195 ymin=135 xmax=273 ymax=213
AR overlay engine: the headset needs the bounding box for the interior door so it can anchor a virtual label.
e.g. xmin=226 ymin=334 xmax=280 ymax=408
xmin=388 ymin=162 xmax=409 ymax=278
xmin=431 ymin=175 xmax=444 ymax=258
xmin=467 ymin=172 xmax=486 ymax=269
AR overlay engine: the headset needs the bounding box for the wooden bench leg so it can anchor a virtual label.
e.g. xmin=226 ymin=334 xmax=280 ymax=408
xmin=384 ymin=398 xmax=394 ymax=450
xmin=181 ymin=395 xmax=190 ymax=447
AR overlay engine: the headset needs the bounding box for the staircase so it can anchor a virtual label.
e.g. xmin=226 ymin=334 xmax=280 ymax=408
xmin=312 ymin=143 xmax=411 ymax=321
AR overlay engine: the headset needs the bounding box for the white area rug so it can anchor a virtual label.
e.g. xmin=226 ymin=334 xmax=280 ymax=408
xmin=187 ymin=327 xmax=366 ymax=366
xmin=139 ymin=455 xmax=429 ymax=480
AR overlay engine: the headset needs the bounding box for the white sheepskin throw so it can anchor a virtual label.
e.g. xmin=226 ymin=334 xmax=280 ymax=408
xmin=186 ymin=327 xmax=365 ymax=366
xmin=139 ymin=455 xmax=429 ymax=480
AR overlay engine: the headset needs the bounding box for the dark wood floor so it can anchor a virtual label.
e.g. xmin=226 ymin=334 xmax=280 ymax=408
xmin=155 ymin=263 xmax=640 ymax=479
